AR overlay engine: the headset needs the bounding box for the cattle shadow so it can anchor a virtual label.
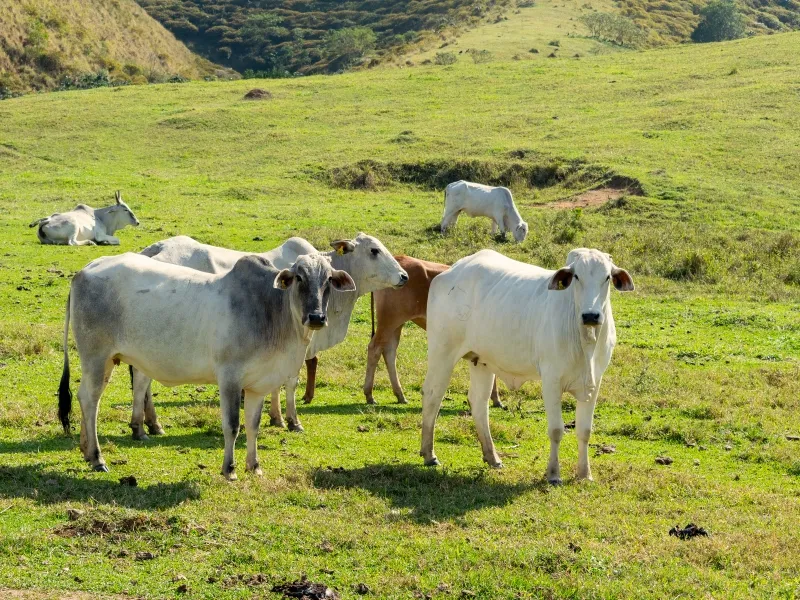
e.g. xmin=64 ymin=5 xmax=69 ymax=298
xmin=312 ymin=463 xmax=543 ymax=523
xmin=0 ymin=463 xmax=200 ymax=509
xmin=0 ymin=430 xmax=222 ymax=456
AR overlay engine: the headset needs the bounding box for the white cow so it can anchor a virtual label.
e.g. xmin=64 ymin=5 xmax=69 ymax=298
xmin=420 ymin=248 xmax=634 ymax=483
xmin=131 ymin=233 xmax=408 ymax=436
xmin=30 ymin=191 xmax=139 ymax=246
xmin=59 ymin=252 xmax=355 ymax=478
xmin=441 ymin=181 xmax=528 ymax=242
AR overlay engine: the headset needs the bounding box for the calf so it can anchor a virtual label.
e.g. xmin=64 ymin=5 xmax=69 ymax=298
xmin=441 ymin=181 xmax=528 ymax=242
xmin=58 ymin=252 xmax=354 ymax=478
xmin=420 ymin=248 xmax=633 ymax=483
xmin=30 ymin=191 xmax=139 ymax=245
xmin=134 ymin=233 xmax=407 ymax=434
xmin=363 ymin=255 xmax=502 ymax=408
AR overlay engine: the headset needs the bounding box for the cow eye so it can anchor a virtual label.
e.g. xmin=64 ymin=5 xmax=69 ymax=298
xmin=295 ymin=275 xmax=303 ymax=283
xmin=370 ymin=248 xmax=380 ymax=256
xmin=573 ymin=275 xmax=579 ymax=281
xmin=606 ymin=275 xmax=611 ymax=281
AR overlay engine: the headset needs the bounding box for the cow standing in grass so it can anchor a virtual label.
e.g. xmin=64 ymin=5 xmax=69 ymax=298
xmin=363 ymin=254 xmax=503 ymax=409
xmin=441 ymin=181 xmax=528 ymax=242
xmin=30 ymin=191 xmax=139 ymax=246
xmin=420 ymin=248 xmax=633 ymax=483
xmin=59 ymin=252 xmax=355 ymax=478
xmin=132 ymin=233 xmax=408 ymax=436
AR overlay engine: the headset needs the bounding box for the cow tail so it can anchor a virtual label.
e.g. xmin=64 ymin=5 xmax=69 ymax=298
xmin=370 ymin=292 xmax=375 ymax=339
xmin=28 ymin=217 xmax=44 ymax=228
xmin=58 ymin=293 xmax=73 ymax=434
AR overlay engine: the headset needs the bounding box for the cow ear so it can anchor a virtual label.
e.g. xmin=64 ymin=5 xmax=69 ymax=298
xmin=611 ymin=267 xmax=634 ymax=292
xmin=115 ymin=191 xmax=122 ymax=205
xmin=274 ymin=269 xmax=295 ymax=289
xmin=330 ymin=240 xmax=356 ymax=255
xmin=330 ymin=269 xmax=356 ymax=292
xmin=548 ymin=267 xmax=574 ymax=291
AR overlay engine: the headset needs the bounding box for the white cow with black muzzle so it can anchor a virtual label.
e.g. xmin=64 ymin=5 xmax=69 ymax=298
xmin=131 ymin=233 xmax=408 ymax=436
xmin=441 ymin=181 xmax=528 ymax=242
xmin=30 ymin=191 xmax=139 ymax=246
xmin=58 ymin=252 xmax=355 ymax=479
xmin=420 ymin=248 xmax=634 ymax=483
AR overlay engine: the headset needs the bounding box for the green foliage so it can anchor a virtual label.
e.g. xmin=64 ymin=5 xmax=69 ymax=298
xmin=26 ymin=18 xmax=50 ymax=53
xmin=692 ymin=1 xmax=747 ymax=42
xmin=135 ymin=0 xmax=512 ymax=74
xmin=324 ymin=27 xmax=377 ymax=68
xmin=580 ymin=12 xmax=647 ymax=46
xmin=57 ymin=70 xmax=127 ymax=91
xmin=434 ymin=51 xmax=458 ymax=65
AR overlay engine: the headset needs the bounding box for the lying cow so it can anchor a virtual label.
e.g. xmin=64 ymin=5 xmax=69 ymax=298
xmin=363 ymin=254 xmax=502 ymax=409
xmin=30 ymin=191 xmax=139 ymax=246
xmin=441 ymin=181 xmax=528 ymax=242
xmin=420 ymin=248 xmax=633 ymax=483
xmin=58 ymin=252 xmax=355 ymax=478
xmin=133 ymin=233 xmax=407 ymax=436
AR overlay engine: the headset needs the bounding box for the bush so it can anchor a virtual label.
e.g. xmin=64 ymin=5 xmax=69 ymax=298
xmin=691 ymin=1 xmax=746 ymax=43
xmin=324 ymin=27 xmax=377 ymax=67
xmin=468 ymin=49 xmax=493 ymax=63
xmin=580 ymin=12 xmax=646 ymax=46
xmin=434 ymin=51 xmax=457 ymax=65
xmin=58 ymin=70 xmax=125 ymax=91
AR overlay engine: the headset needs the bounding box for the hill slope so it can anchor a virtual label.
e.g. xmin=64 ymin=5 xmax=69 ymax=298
xmin=0 ymin=0 xmax=218 ymax=92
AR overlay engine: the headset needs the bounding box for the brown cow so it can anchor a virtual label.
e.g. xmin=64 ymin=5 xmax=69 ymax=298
xmin=363 ymin=255 xmax=502 ymax=407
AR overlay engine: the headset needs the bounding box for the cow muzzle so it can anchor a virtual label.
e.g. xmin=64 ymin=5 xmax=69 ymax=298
xmin=581 ymin=312 xmax=602 ymax=326
xmin=305 ymin=313 xmax=327 ymax=330
xmin=394 ymin=272 xmax=409 ymax=289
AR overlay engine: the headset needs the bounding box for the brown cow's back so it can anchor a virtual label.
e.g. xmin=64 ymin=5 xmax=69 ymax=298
xmin=373 ymin=255 xmax=449 ymax=332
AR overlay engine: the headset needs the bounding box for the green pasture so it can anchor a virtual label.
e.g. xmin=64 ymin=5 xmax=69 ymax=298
xmin=0 ymin=29 xmax=799 ymax=599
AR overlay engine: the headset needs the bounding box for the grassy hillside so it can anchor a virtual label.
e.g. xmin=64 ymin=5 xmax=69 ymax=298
xmin=135 ymin=0 xmax=512 ymax=74
xmin=619 ymin=0 xmax=800 ymax=45
xmin=1 ymin=30 xmax=799 ymax=599
xmin=0 ymin=0 xmax=218 ymax=93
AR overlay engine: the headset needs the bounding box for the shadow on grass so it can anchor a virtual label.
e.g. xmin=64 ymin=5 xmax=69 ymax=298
xmin=312 ymin=463 xmax=543 ymax=523
xmin=0 ymin=431 xmax=221 ymax=455
xmin=0 ymin=463 xmax=200 ymax=509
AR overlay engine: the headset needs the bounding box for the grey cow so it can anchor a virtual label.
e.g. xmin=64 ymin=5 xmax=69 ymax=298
xmin=30 ymin=191 xmax=139 ymax=246
xmin=58 ymin=251 xmax=355 ymax=478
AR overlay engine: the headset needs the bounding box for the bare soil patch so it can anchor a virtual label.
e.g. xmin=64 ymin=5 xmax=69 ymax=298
xmin=243 ymin=88 xmax=273 ymax=100
xmin=549 ymin=176 xmax=644 ymax=209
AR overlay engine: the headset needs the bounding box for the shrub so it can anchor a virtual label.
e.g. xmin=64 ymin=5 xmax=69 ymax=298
xmin=324 ymin=27 xmax=377 ymax=67
xmin=58 ymin=70 xmax=125 ymax=91
xmin=434 ymin=51 xmax=457 ymax=65
xmin=580 ymin=12 xmax=646 ymax=46
xmin=691 ymin=1 xmax=746 ymax=43
xmin=468 ymin=49 xmax=493 ymax=63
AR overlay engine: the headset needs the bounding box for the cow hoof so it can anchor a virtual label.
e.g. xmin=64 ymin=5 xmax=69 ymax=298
xmin=493 ymin=401 xmax=506 ymax=410
xmin=302 ymin=396 xmax=313 ymax=405
xmin=548 ymin=477 xmax=563 ymax=486
xmin=366 ymin=398 xmax=376 ymax=406
xmin=288 ymin=422 xmax=305 ymax=433
xmin=424 ymin=458 xmax=441 ymax=467
xmin=396 ymin=398 xmax=409 ymax=405
xmin=269 ymin=417 xmax=286 ymax=428
xmin=147 ymin=424 xmax=165 ymax=436
xmin=92 ymin=464 xmax=109 ymax=473
xmin=225 ymin=472 xmax=238 ymax=482
xmin=488 ymin=461 xmax=504 ymax=469
xmin=133 ymin=433 xmax=149 ymax=441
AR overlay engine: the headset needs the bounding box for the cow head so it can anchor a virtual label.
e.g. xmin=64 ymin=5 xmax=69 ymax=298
xmin=329 ymin=232 xmax=409 ymax=291
xmin=548 ymin=248 xmax=634 ymax=328
xmin=274 ymin=253 xmax=355 ymax=330
xmin=513 ymin=221 xmax=529 ymax=243
xmin=108 ymin=191 xmax=140 ymax=229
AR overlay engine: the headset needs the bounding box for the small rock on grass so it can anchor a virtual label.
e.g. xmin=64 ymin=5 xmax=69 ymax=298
xmin=357 ymin=425 xmax=369 ymax=433
xmin=135 ymin=551 xmax=155 ymax=561
xmin=655 ymin=456 xmax=673 ymax=465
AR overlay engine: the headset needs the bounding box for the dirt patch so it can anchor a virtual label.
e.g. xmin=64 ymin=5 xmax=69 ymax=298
xmin=243 ymin=88 xmax=272 ymax=100
xmin=272 ymin=577 xmax=339 ymax=599
xmin=550 ymin=176 xmax=644 ymax=209
xmin=321 ymin=157 xmax=608 ymax=191
xmin=56 ymin=508 xmax=172 ymax=539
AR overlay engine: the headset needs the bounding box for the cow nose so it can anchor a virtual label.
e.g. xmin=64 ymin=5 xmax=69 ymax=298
xmin=397 ymin=273 xmax=409 ymax=286
xmin=582 ymin=312 xmax=601 ymax=325
xmin=307 ymin=313 xmax=327 ymax=329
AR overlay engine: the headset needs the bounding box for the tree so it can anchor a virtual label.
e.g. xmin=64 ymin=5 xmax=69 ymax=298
xmin=324 ymin=27 xmax=376 ymax=67
xmin=691 ymin=1 xmax=746 ymax=43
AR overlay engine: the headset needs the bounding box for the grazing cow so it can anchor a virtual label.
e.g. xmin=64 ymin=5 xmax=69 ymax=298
xmin=441 ymin=181 xmax=528 ymax=242
xmin=133 ymin=233 xmax=408 ymax=435
xmin=363 ymin=254 xmax=502 ymax=409
xmin=419 ymin=248 xmax=634 ymax=483
xmin=30 ymin=191 xmax=139 ymax=246
xmin=58 ymin=252 xmax=355 ymax=478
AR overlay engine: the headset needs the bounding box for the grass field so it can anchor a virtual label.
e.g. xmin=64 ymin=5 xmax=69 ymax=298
xmin=1 ymin=26 xmax=800 ymax=599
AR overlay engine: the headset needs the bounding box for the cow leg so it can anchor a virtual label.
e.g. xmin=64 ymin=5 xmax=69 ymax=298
xmin=67 ymin=237 xmax=95 ymax=246
xmin=420 ymin=355 xmax=458 ymax=467
xmin=469 ymin=364 xmax=502 ymax=468
xmin=383 ymin=327 xmax=407 ymax=404
xmin=130 ymin=366 xmax=150 ymax=440
xmin=490 ymin=376 xmax=504 ymax=409
xmin=302 ymin=357 xmax=318 ymax=404
xmin=575 ymin=393 xmax=597 ymax=481
xmin=219 ymin=380 xmax=241 ymax=480
xmin=491 ymin=220 xmax=498 ymax=235
xmin=78 ymin=357 xmax=113 ymax=472
xmin=440 ymin=208 xmax=459 ymax=233
xmin=542 ymin=379 xmax=565 ymax=485
xmin=143 ymin=380 xmax=165 ymax=435
xmin=268 ymin=389 xmax=285 ymax=428
xmin=243 ymin=390 xmax=264 ymax=476
xmin=94 ymin=233 xmax=120 ymax=246
xmin=285 ymin=376 xmax=304 ymax=432
xmin=363 ymin=333 xmax=384 ymax=405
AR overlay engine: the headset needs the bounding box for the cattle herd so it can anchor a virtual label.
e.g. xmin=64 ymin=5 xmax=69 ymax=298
xmin=34 ymin=181 xmax=634 ymax=484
